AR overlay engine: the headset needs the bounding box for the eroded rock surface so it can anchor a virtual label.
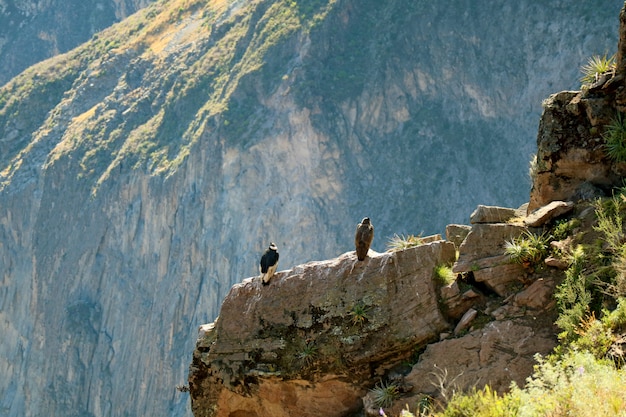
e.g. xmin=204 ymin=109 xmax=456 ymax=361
xmin=529 ymin=79 xmax=626 ymax=212
xmin=189 ymin=217 xmax=565 ymax=417
xmin=189 ymin=242 xmax=456 ymax=417
xmin=397 ymin=318 xmax=557 ymax=414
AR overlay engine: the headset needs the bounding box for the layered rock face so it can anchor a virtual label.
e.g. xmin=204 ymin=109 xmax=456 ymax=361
xmin=528 ymin=90 xmax=626 ymax=211
xmin=0 ymin=1 xmax=622 ymax=416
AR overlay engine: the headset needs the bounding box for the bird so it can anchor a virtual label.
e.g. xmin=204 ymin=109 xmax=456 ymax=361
xmin=259 ymin=243 xmax=279 ymax=285
xmin=355 ymin=217 xmax=374 ymax=261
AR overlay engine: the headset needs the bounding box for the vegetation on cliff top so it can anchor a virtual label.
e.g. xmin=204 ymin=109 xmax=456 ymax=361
xmin=383 ymin=187 xmax=626 ymax=416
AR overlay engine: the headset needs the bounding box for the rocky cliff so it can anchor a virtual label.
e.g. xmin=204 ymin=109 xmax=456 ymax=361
xmin=529 ymin=3 xmax=626 ymax=212
xmin=0 ymin=1 xmax=623 ymax=416
xmin=189 ymin=240 xmax=455 ymax=417
xmin=188 ymin=206 xmax=565 ymax=416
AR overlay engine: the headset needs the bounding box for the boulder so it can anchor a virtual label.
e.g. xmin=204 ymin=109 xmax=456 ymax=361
xmin=513 ymin=278 xmax=557 ymax=310
xmin=524 ymin=201 xmax=574 ymax=227
xmin=453 ymin=223 xmax=527 ymax=296
xmin=470 ymin=205 xmax=518 ymax=224
xmin=453 ymin=224 xmax=527 ymax=273
xmin=445 ymin=224 xmax=472 ymax=249
xmin=395 ymin=319 xmax=557 ymax=416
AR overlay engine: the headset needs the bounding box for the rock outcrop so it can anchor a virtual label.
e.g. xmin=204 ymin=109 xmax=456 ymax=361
xmin=189 ymin=241 xmax=455 ymax=417
xmin=528 ymin=8 xmax=626 ymax=212
xmin=528 ymin=89 xmax=625 ymax=212
xmin=189 ymin=204 xmax=564 ymax=416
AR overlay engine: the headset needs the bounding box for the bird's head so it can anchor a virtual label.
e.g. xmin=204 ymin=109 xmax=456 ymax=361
xmin=269 ymin=243 xmax=278 ymax=251
xmin=361 ymin=217 xmax=371 ymax=225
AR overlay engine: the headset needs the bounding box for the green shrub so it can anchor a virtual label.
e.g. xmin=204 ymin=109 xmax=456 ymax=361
xmin=602 ymin=297 xmax=626 ymax=331
xmin=594 ymin=193 xmax=626 ymax=298
xmin=555 ymin=244 xmax=594 ymax=341
xmin=438 ymin=385 xmax=519 ymax=417
xmin=430 ymin=351 xmax=626 ymax=417
xmin=570 ymin=313 xmax=615 ymax=359
xmin=551 ymin=218 xmax=581 ymax=241
xmin=512 ymin=351 xmax=626 ymax=417
xmin=555 ymin=194 xmax=626 ymax=345
xmin=594 ymin=192 xmax=626 ymax=251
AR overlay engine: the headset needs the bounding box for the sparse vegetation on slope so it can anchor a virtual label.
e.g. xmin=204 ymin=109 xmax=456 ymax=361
xmin=0 ymin=0 xmax=340 ymax=192
xmin=381 ymin=188 xmax=626 ymax=417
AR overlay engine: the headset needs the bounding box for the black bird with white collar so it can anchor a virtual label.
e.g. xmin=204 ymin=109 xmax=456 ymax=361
xmin=259 ymin=243 xmax=279 ymax=286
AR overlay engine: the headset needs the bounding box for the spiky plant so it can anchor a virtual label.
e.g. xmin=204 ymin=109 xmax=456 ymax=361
xmin=296 ymin=340 xmax=317 ymax=367
xmin=580 ymin=53 xmax=615 ymax=84
xmin=348 ymin=301 xmax=371 ymax=326
xmin=387 ymin=234 xmax=423 ymax=251
xmin=504 ymin=231 xmax=549 ymax=269
xmin=370 ymin=381 xmax=400 ymax=408
xmin=604 ymin=113 xmax=626 ymax=163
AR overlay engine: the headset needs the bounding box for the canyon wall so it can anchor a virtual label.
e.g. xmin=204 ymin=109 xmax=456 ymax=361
xmin=0 ymin=0 xmax=622 ymax=416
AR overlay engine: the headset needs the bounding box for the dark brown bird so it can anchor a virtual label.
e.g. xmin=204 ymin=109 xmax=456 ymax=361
xmin=355 ymin=217 xmax=374 ymax=261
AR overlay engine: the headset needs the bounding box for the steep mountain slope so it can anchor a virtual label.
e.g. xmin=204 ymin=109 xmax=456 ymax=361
xmin=0 ymin=0 xmax=622 ymax=416
xmin=0 ymin=0 xmax=155 ymax=87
